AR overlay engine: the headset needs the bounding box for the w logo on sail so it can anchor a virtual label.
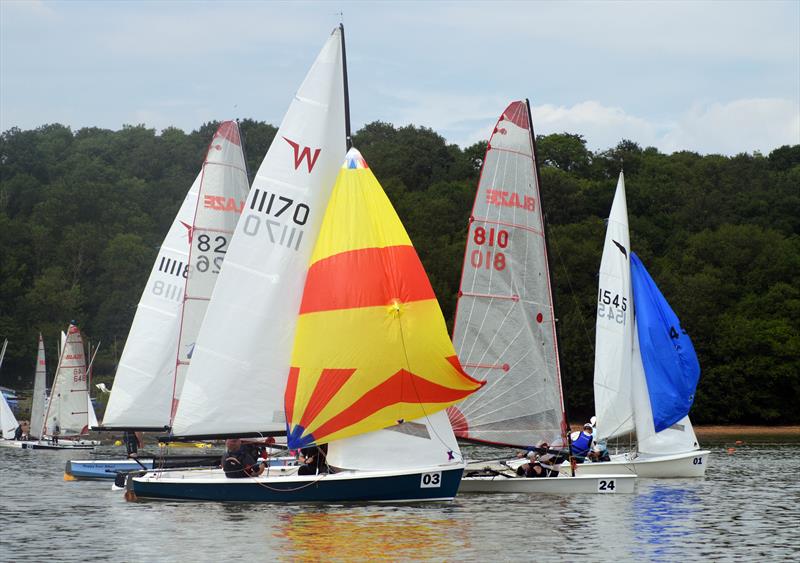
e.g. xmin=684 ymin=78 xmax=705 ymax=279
xmin=283 ymin=137 xmax=321 ymax=173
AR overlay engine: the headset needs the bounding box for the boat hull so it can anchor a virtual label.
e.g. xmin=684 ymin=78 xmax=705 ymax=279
xmin=459 ymin=473 xmax=636 ymax=494
xmin=66 ymin=455 xmax=294 ymax=480
xmin=0 ymin=439 xmax=95 ymax=450
xmin=561 ymin=450 xmax=711 ymax=478
xmin=129 ymin=465 xmax=464 ymax=503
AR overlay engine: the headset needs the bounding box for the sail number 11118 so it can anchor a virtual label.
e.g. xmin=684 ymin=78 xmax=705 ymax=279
xmin=470 ymin=226 xmax=509 ymax=272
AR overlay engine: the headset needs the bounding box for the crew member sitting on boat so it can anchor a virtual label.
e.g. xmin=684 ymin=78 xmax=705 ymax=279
xmin=516 ymin=460 xmax=549 ymax=478
xmin=569 ymin=423 xmax=594 ymax=462
xmin=297 ymin=445 xmax=328 ymax=476
xmin=222 ymin=438 xmax=265 ymax=479
xmin=588 ymin=440 xmax=611 ymax=462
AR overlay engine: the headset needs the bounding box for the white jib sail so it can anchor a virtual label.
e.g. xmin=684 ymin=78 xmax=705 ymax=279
xmin=450 ymin=101 xmax=564 ymax=448
xmin=29 ymin=334 xmax=47 ymax=438
xmin=171 ymin=27 xmax=347 ymax=437
xmin=102 ymin=172 xmax=201 ymax=429
xmin=43 ymin=324 xmax=88 ymax=436
xmin=1 ymin=392 xmax=17 ymax=439
xmin=593 ymin=172 xmax=636 ymax=442
xmin=169 ymin=121 xmax=250 ymax=422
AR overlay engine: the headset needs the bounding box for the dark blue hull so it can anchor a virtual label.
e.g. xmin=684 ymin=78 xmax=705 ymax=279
xmin=130 ymin=467 xmax=463 ymax=503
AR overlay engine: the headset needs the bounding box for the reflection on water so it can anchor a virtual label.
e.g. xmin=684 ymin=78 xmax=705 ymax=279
xmin=1 ymin=440 xmax=798 ymax=561
xmin=274 ymin=506 xmax=469 ymax=560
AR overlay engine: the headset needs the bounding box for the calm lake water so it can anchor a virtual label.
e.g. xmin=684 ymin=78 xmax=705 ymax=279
xmin=1 ymin=434 xmax=798 ymax=562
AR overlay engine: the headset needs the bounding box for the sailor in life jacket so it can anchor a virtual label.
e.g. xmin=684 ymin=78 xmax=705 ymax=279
xmin=570 ymin=422 xmax=595 ymax=460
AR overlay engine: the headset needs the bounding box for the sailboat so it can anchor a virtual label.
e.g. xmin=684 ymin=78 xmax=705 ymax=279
xmin=569 ymin=172 xmax=710 ymax=478
xmin=66 ymin=120 xmax=250 ymax=479
xmin=0 ymin=338 xmax=20 ymax=441
xmin=29 ymin=334 xmax=48 ymax=440
xmin=129 ymin=145 xmax=482 ymax=502
xmin=450 ymin=100 xmax=636 ymax=494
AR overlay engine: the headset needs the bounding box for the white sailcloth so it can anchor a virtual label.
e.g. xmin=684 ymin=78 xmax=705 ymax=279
xmin=102 ymin=172 xmax=201 ymax=428
xmin=103 ymin=121 xmax=249 ymax=429
xmin=29 ymin=334 xmax=47 ymax=438
xmin=593 ymin=172 xmax=636 ymax=442
xmin=43 ymin=324 xmax=89 ymax=436
xmin=328 ymin=410 xmax=462 ymax=471
xmin=172 ymin=27 xmax=347 ymax=437
xmin=1 ymin=391 xmax=17 ymax=439
xmin=449 ymin=101 xmax=564 ymax=447
xmin=169 ymin=121 xmax=250 ymax=421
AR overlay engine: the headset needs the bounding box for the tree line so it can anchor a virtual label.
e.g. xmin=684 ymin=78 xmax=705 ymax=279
xmin=1 ymin=120 xmax=797 ymax=424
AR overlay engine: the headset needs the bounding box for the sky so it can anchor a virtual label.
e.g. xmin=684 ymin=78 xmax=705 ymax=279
xmin=1 ymin=0 xmax=798 ymax=155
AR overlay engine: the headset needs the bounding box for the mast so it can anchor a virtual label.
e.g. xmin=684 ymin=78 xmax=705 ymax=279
xmin=339 ymin=23 xmax=353 ymax=150
xmin=525 ymin=98 xmax=569 ymax=443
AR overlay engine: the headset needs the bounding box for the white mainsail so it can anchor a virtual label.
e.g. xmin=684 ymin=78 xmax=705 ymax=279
xmin=102 ymin=121 xmax=249 ymax=429
xmin=1 ymin=391 xmax=17 ymax=439
xmin=172 ymin=27 xmax=347 ymax=437
xmin=43 ymin=324 xmax=88 ymax=436
xmin=593 ymin=172 xmax=636 ymax=442
xmin=449 ymin=100 xmax=564 ymax=448
xmin=169 ymin=121 xmax=250 ymax=421
xmin=29 ymin=334 xmax=47 ymax=438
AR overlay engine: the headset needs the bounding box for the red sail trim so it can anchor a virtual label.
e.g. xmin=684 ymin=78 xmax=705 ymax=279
xmin=306 ymin=367 xmax=477 ymax=442
xmin=297 ymin=368 xmax=357 ymax=430
xmin=214 ymin=121 xmax=241 ymax=146
xmin=284 ymin=367 xmax=300 ymax=425
xmin=300 ymin=245 xmax=436 ymax=314
xmin=502 ymin=101 xmax=529 ymax=130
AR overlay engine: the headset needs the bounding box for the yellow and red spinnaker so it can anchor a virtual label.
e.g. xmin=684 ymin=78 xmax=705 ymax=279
xmin=285 ymin=148 xmax=484 ymax=449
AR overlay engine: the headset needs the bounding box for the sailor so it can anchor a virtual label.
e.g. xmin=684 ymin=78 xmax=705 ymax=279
xmin=570 ymin=423 xmax=594 ymax=461
xmin=14 ymin=423 xmax=23 ymax=441
xmin=297 ymin=445 xmax=328 ymax=476
xmin=52 ymin=418 xmax=60 ymax=445
xmin=516 ymin=460 xmax=548 ymax=478
xmin=222 ymin=438 xmax=265 ymax=479
xmin=123 ymin=430 xmax=140 ymax=458
xmin=589 ymin=440 xmax=611 ymax=462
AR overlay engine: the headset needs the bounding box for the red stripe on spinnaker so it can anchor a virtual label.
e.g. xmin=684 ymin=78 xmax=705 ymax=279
xmin=284 ymin=367 xmax=300 ymax=425
xmin=300 ymin=245 xmax=436 ymax=314
xmin=308 ymin=368 xmax=477 ymax=442
xmin=297 ymin=368 xmax=356 ymax=431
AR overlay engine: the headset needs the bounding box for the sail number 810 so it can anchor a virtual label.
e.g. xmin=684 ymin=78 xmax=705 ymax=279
xmin=471 ymin=226 xmax=509 ymax=271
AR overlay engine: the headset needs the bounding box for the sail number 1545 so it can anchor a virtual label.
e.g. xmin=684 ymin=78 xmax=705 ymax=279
xmin=470 ymin=226 xmax=509 ymax=271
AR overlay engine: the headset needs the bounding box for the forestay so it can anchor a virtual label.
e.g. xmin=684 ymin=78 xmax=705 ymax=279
xmin=593 ymin=172 xmax=636 ymax=442
xmin=172 ymin=27 xmax=347 ymax=437
xmin=29 ymin=334 xmax=47 ymax=438
xmin=449 ymin=101 xmax=564 ymax=448
xmin=43 ymin=324 xmax=88 ymax=437
xmin=285 ymin=149 xmax=483 ymax=451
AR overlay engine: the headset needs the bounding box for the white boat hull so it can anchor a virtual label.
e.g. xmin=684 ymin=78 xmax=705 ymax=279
xmin=561 ymin=450 xmax=710 ymax=478
xmin=0 ymin=439 xmax=95 ymax=450
xmin=460 ymin=473 xmax=636 ymax=494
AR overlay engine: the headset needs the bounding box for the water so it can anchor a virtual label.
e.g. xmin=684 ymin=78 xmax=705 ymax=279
xmin=1 ymin=435 xmax=798 ymax=562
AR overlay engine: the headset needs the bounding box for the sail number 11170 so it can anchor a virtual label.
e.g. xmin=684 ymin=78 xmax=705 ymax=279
xmin=470 ymin=226 xmax=509 ymax=272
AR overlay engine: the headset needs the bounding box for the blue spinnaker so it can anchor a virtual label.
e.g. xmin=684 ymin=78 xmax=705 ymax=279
xmin=630 ymin=253 xmax=700 ymax=432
